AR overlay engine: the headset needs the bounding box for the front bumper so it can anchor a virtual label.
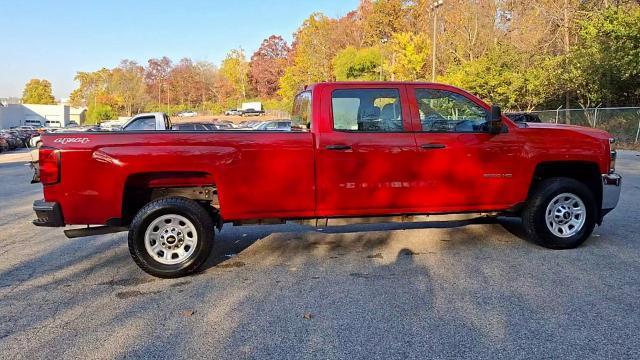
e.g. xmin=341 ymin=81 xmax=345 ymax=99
xmin=32 ymin=200 xmax=64 ymax=227
xmin=601 ymin=173 xmax=622 ymax=216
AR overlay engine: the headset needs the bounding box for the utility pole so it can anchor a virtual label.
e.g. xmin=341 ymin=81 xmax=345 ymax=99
xmin=166 ymin=84 xmax=170 ymax=114
xmin=431 ymin=0 xmax=444 ymax=82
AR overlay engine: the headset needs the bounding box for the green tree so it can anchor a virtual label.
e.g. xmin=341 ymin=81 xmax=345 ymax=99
xmin=441 ymin=45 xmax=560 ymax=111
xmin=332 ymin=46 xmax=382 ymax=81
xmin=21 ymin=79 xmax=56 ymax=104
xmin=566 ymin=6 xmax=640 ymax=108
xmin=86 ymin=103 xmax=117 ymax=125
xmin=220 ymin=49 xmax=250 ymax=100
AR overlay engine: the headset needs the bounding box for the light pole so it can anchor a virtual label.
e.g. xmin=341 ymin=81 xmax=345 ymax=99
xmin=380 ymin=36 xmax=388 ymax=81
xmin=430 ymin=0 xmax=444 ymax=82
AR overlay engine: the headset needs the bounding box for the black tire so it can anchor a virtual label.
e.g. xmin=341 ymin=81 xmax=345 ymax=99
xmin=522 ymin=177 xmax=597 ymax=249
xmin=128 ymin=197 xmax=215 ymax=278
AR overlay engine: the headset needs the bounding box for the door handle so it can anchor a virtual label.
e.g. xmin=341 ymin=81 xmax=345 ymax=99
xmin=420 ymin=143 xmax=446 ymax=149
xmin=325 ymin=144 xmax=352 ymax=151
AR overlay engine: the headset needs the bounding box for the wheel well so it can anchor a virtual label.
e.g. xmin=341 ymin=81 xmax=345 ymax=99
xmin=121 ymin=172 xmax=220 ymax=227
xmin=530 ymin=161 xmax=602 ymax=210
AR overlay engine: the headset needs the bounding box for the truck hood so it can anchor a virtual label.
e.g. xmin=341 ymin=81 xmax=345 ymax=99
xmin=523 ymin=122 xmax=611 ymax=140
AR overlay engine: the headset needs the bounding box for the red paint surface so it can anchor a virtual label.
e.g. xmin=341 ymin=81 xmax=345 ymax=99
xmin=40 ymin=82 xmax=612 ymax=225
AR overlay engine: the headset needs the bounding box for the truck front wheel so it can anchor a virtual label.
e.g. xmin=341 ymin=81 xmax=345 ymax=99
xmin=128 ymin=197 xmax=214 ymax=278
xmin=522 ymin=177 xmax=597 ymax=249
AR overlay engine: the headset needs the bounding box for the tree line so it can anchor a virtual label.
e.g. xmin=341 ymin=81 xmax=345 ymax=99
xmin=58 ymin=0 xmax=639 ymax=123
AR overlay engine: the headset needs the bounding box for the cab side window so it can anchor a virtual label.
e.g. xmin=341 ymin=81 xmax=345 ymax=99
xmin=332 ymin=89 xmax=404 ymax=132
xmin=416 ymin=89 xmax=488 ymax=133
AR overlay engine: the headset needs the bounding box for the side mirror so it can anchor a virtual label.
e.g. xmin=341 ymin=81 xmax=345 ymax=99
xmin=487 ymin=105 xmax=503 ymax=134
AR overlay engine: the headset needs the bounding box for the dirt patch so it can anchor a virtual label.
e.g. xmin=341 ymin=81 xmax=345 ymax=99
xmin=216 ymin=261 xmax=246 ymax=269
xmin=99 ymin=278 xmax=155 ymax=287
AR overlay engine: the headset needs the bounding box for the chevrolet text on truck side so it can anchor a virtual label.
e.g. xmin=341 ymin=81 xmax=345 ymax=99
xmin=32 ymin=82 xmax=621 ymax=278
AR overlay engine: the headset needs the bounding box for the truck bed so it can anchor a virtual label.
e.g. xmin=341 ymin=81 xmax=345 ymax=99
xmin=41 ymin=131 xmax=316 ymax=225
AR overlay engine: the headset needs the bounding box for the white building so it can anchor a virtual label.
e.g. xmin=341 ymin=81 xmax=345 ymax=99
xmin=0 ymin=104 xmax=86 ymax=129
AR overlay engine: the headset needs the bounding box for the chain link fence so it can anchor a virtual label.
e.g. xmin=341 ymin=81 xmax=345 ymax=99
xmin=530 ymin=107 xmax=640 ymax=145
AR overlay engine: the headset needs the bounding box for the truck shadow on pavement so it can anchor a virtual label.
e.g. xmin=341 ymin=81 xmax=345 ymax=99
xmin=1 ymin=211 xmax=635 ymax=359
xmin=201 ymin=215 xmax=527 ymax=272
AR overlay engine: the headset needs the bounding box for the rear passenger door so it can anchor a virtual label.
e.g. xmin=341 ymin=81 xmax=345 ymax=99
xmin=315 ymin=85 xmax=419 ymax=216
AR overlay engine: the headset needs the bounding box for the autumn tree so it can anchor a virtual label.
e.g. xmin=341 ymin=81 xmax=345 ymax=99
xmin=66 ymin=1 xmax=640 ymax=117
xmin=385 ymin=32 xmax=430 ymax=81
xmin=279 ymin=13 xmax=361 ymax=101
xmin=111 ymin=60 xmax=147 ymax=116
xmin=249 ymin=35 xmax=290 ymax=98
xmin=360 ymin=0 xmax=408 ymax=45
xmin=22 ymin=79 xmax=56 ymax=104
xmin=438 ymin=0 xmax=502 ymax=66
xmin=145 ymin=57 xmax=173 ymax=107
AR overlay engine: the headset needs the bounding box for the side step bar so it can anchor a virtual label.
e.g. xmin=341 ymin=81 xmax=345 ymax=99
xmin=64 ymin=226 xmax=128 ymax=239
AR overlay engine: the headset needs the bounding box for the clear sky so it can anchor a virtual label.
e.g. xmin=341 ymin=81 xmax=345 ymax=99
xmin=0 ymin=0 xmax=360 ymax=99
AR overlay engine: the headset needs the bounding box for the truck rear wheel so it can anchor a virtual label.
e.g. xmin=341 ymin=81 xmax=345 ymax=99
xmin=522 ymin=177 xmax=597 ymax=249
xmin=128 ymin=197 xmax=214 ymax=278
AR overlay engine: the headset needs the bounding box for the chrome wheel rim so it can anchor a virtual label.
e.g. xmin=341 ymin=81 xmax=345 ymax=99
xmin=545 ymin=193 xmax=586 ymax=238
xmin=144 ymin=214 xmax=198 ymax=265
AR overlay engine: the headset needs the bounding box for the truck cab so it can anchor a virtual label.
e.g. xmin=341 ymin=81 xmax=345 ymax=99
xmin=121 ymin=112 xmax=171 ymax=131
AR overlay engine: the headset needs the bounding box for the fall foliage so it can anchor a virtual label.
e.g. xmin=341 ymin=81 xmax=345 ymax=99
xmin=68 ymin=0 xmax=640 ymax=123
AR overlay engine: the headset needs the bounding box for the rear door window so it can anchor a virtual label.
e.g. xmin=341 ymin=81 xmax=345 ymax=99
xmin=332 ymin=89 xmax=404 ymax=132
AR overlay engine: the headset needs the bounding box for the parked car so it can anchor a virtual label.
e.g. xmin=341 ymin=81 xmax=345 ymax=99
xmin=0 ymin=137 xmax=8 ymax=152
xmin=241 ymin=108 xmax=265 ymax=117
xmin=17 ymin=126 xmax=39 ymax=132
xmin=176 ymin=110 xmax=198 ymax=117
xmin=172 ymin=123 xmax=218 ymax=131
xmin=506 ymin=112 xmax=542 ymax=123
xmin=31 ymin=81 xmax=621 ymax=278
xmin=7 ymin=129 xmax=32 ymax=146
xmin=0 ymin=131 xmax=22 ymax=149
xmin=237 ymin=120 xmax=262 ymax=129
xmin=254 ymin=120 xmax=292 ymax=131
xmin=213 ymin=121 xmax=236 ymax=129
xmin=224 ymin=109 xmax=243 ymax=116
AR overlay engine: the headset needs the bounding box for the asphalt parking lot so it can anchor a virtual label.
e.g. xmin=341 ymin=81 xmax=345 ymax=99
xmin=0 ymin=149 xmax=639 ymax=359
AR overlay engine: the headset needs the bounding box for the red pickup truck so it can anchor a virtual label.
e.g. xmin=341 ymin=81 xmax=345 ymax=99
xmin=32 ymin=82 xmax=621 ymax=277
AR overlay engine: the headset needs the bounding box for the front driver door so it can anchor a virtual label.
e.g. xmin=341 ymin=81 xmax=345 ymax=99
xmin=407 ymin=84 xmax=523 ymax=212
